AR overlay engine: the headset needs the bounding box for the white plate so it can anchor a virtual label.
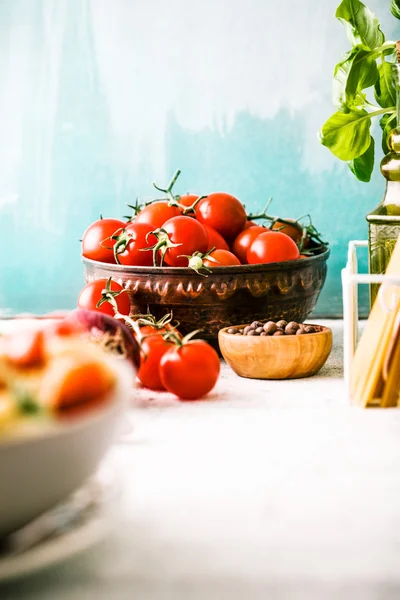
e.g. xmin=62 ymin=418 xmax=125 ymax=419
xmin=0 ymin=466 xmax=115 ymax=583
xmin=0 ymin=510 xmax=107 ymax=583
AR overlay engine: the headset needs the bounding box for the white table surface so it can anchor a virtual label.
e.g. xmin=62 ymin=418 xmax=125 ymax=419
xmin=3 ymin=320 xmax=400 ymax=600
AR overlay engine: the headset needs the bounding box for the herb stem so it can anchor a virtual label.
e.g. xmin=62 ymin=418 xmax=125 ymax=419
xmin=367 ymin=106 xmax=396 ymax=118
xmin=377 ymin=41 xmax=397 ymax=53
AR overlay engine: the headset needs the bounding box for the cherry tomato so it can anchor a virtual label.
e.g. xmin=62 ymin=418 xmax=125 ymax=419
xmin=232 ymin=225 xmax=266 ymax=264
xmin=82 ymin=218 xmax=125 ymax=263
xmin=137 ymin=323 xmax=181 ymax=339
xmin=78 ymin=279 xmax=131 ymax=317
xmin=247 ymin=231 xmax=300 ymax=264
xmin=2 ymin=329 xmax=45 ymax=368
xmin=161 ymin=216 xmax=208 ymax=267
xmin=159 ymin=341 xmax=220 ymax=400
xmin=135 ymin=201 xmax=181 ymax=229
xmin=139 ymin=325 xmax=166 ymax=337
xmin=133 ymin=313 xmax=182 ymax=341
xmin=49 ymin=356 xmax=115 ymax=413
xmin=195 ymin=193 xmax=247 ymax=240
xmin=46 ymin=319 xmax=85 ymax=338
xmin=137 ymin=334 xmax=173 ymax=391
xmin=178 ymin=194 xmax=199 ymax=213
xmin=115 ymin=223 xmax=157 ymax=266
xmin=203 ymin=249 xmax=241 ymax=267
xmin=244 ymin=220 xmax=258 ymax=229
xmin=202 ymin=224 xmax=229 ymax=251
xmin=271 ymin=219 xmax=305 ymax=245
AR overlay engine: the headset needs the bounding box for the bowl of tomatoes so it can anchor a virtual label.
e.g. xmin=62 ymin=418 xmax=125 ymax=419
xmin=80 ymin=171 xmax=330 ymax=343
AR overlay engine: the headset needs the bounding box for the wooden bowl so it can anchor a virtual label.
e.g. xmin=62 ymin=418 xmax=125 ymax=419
xmin=218 ymin=324 xmax=333 ymax=379
xmin=82 ymin=247 xmax=329 ymax=343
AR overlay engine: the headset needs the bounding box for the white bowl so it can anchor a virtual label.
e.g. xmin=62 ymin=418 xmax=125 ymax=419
xmin=0 ymin=359 xmax=133 ymax=538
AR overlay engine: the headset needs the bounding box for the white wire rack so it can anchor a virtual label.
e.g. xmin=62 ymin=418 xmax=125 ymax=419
xmin=341 ymin=240 xmax=400 ymax=389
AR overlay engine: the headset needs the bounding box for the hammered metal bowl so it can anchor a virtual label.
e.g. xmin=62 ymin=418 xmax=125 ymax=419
xmin=82 ymin=247 xmax=329 ymax=343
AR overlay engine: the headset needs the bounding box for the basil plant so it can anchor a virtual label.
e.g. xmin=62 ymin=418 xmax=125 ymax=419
xmin=319 ymin=0 xmax=400 ymax=182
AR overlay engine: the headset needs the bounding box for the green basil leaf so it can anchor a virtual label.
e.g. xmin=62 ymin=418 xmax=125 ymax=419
xmin=336 ymin=0 xmax=385 ymax=50
xmin=13 ymin=388 xmax=41 ymax=415
xmin=380 ymin=113 xmax=397 ymax=154
xmin=346 ymin=54 xmax=378 ymax=103
xmin=333 ymin=45 xmax=378 ymax=108
xmin=333 ymin=49 xmax=353 ymax=108
xmin=391 ymin=0 xmax=400 ymax=19
xmin=375 ymin=60 xmax=397 ymax=108
xmin=347 ymin=136 xmax=375 ymax=181
xmin=319 ymin=109 xmax=372 ymax=160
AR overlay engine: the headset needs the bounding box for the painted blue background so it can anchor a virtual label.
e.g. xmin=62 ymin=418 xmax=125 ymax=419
xmin=0 ymin=0 xmax=397 ymax=316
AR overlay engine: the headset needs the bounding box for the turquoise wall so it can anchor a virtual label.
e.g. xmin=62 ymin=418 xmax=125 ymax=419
xmin=0 ymin=0 xmax=397 ymax=316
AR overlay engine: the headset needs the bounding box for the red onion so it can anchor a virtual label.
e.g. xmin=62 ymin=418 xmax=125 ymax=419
xmin=61 ymin=309 xmax=140 ymax=371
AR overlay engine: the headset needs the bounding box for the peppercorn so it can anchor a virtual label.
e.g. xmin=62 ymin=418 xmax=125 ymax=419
xmin=227 ymin=320 xmax=318 ymax=336
xmin=227 ymin=327 xmax=239 ymax=334
xmin=251 ymin=321 xmax=263 ymax=329
xmin=276 ymin=320 xmax=287 ymax=329
xmin=285 ymin=322 xmax=300 ymax=335
xmin=304 ymin=325 xmax=316 ymax=334
xmin=263 ymin=321 xmax=278 ymax=335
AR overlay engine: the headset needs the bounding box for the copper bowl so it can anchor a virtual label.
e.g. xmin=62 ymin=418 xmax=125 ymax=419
xmin=82 ymin=247 xmax=329 ymax=343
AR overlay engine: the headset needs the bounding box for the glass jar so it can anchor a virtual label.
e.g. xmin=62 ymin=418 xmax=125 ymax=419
xmin=367 ymin=60 xmax=400 ymax=305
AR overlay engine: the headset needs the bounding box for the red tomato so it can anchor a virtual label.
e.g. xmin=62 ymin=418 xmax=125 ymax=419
xmin=135 ymin=201 xmax=181 ymax=229
xmin=202 ymin=224 xmax=229 ymax=251
xmin=160 ymin=341 xmax=220 ymax=400
xmin=47 ymin=319 xmax=85 ymax=338
xmin=78 ymin=279 xmax=131 ymax=317
xmin=178 ymin=194 xmax=199 ymax=213
xmin=244 ymin=220 xmax=258 ymax=229
xmin=195 ymin=193 xmax=247 ymax=240
xmin=137 ymin=323 xmax=181 ymax=339
xmin=2 ymin=329 xmax=45 ymax=368
xmin=247 ymin=232 xmax=300 ymax=264
xmin=50 ymin=359 xmax=115 ymax=414
xmin=271 ymin=219 xmax=305 ymax=245
xmin=139 ymin=325 xmax=166 ymax=337
xmin=115 ymin=223 xmax=157 ymax=266
xmin=137 ymin=334 xmax=173 ymax=391
xmin=81 ymin=218 xmax=125 ymax=263
xmin=232 ymin=226 xmax=266 ymax=264
xmin=203 ymin=249 xmax=241 ymax=267
xmin=161 ymin=216 xmax=208 ymax=267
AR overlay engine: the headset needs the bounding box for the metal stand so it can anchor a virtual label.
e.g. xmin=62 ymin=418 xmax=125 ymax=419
xmin=341 ymin=240 xmax=400 ymax=391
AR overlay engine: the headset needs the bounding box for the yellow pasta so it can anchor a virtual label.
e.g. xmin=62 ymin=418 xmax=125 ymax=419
xmin=350 ymin=235 xmax=400 ymax=408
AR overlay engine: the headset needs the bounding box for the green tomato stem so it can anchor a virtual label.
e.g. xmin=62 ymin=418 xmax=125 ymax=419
xmin=180 ymin=194 xmax=207 ymax=215
xmin=247 ymin=198 xmax=273 ymax=220
xmin=152 ymin=169 xmax=181 ymax=195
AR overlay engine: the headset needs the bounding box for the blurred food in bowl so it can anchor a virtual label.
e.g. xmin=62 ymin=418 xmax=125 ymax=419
xmin=0 ymin=322 xmax=135 ymax=537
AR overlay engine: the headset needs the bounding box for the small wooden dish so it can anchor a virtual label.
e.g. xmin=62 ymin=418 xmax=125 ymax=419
xmin=218 ymin=324 xmax=332 ymax=380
